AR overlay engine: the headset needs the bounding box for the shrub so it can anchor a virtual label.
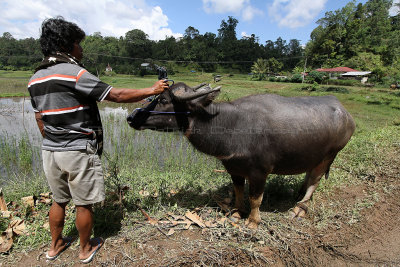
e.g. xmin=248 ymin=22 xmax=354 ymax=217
xmin=290 ymin=74 xmax=303 ymax=83
xmin=306 ymin=71 xmax=326 ymax=84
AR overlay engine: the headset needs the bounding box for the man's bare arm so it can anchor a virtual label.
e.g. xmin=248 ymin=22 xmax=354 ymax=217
xmin=35 ymin=112 xmax=45 ymax=137
xmin=105 ymin=80 xmax=168 ymax=103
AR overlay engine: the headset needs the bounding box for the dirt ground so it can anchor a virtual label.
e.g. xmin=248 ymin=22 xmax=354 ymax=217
xmin=3 ymin=154 xmax=400 ymax=267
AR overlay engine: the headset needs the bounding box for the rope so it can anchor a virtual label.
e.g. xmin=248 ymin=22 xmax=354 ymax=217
xmin=132 ymin=107 xmax=190 ymax=115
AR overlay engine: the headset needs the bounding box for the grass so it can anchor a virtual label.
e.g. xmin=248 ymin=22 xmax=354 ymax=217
xmin=0 ymin=70 xmax=400 ymax=259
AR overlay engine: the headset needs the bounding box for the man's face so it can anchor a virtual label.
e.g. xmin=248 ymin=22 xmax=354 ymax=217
xmin=71 ymin=41 xmax=83 ymax=61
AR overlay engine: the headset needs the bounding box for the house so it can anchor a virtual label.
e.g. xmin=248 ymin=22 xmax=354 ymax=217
xmin=316 ymin=67 xmax=358 ymax=79
xmin=105 ymin=63 xmax=112 ymax=72
xmin=140 ymin=63 xmax=152 ymax=70
xmin=341 ymin=71 xmax=372 ymax=84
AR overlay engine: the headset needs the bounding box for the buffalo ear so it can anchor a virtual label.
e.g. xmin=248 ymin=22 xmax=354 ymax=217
xmin=192 ymin=89 xmax=220 ymax=106
xmin=187 ymin=89 xmax=220 ymax=116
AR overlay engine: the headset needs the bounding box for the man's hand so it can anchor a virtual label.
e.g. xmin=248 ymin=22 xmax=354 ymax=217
xmin=152 ymin=79 xmax=169 ymax=95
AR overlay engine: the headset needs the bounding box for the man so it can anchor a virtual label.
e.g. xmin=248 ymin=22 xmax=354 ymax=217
xmin=28 ymin=17 xmax=168 ymax=263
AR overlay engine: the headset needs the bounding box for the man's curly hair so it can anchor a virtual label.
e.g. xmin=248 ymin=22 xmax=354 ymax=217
xmin=39 ymin=16 xmax=85 ymax=56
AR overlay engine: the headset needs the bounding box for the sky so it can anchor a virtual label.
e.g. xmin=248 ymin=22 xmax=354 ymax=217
xmin=0 ymin=0 xmax=399 ymax=45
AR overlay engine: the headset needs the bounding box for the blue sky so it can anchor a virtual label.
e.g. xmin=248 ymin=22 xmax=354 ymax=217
xmin=0 ymin=0 xmax=398 ymax=45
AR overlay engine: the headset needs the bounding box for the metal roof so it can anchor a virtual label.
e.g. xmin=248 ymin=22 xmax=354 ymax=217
xmin=316 ymin=67 xmax=358 ymax=72
xmin=341 ymin=71 xmax=372 ymax=76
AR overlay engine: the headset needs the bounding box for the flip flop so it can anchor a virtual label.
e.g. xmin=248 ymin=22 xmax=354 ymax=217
xmin=80 ymin=237 xmax=103 ymax=264
xmin=45 ymin=236 xmax=75 ymax=260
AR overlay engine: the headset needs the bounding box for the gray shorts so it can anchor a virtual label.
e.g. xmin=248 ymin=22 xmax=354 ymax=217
xmin=42 ymin=143 xmax=105 ymax=205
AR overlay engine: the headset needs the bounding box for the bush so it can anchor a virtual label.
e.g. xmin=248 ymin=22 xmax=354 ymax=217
xmin=306 ymin=71 xmax=326 ymax=84
xmin=321 ymin=86 xmax=350 ymax=94
xmin=269 ymin=77 xmax=276 ymax=82
xmin=290 ymin=74 xmax=303 ymax=83
xmin=300 ymin=82 xmax=319 ymax=91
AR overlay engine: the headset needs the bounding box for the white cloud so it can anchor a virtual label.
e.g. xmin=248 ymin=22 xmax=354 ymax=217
xmin=203 ymin=0 xmax=249 ymax=14
xmin=268 ymin=0 xmax=328 ymax=28
xmin=242 ymin=5 xmax=263 ymax=21
xmin=0 ymin=0 xmax=182 ymax=40
xmin=202 ymin=0 xmax=262 ymax=21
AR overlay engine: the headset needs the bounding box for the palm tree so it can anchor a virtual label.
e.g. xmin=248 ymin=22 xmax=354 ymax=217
xmin=251 ymin=58 xmax=268 ymax=80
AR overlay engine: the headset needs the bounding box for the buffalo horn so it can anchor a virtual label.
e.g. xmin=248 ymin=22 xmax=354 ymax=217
xmin=173 ymin=85 xmax=221 ymax=102
xmin=192 ymin=82 xmax=208 ymax=91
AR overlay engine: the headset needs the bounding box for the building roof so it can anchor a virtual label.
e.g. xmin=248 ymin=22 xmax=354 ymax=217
xmin=316 ymin=67 xmax=358 ymax=73
xmin=341 ymin=71 xmax=371 ymax=76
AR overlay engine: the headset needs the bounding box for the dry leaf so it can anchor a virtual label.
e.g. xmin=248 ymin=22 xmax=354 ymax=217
xmin=167 ymin=189 xmax=178 ymax=197
xmin=43 ymin=222 xmax=50 ymax=230
xmin=137 ymin=206 xmax=158 ymax=225
xmin=218 ymin=217 xmax=227 ymax=225
xmin=0 ymin=188 xmax=7 ymax=211
xmin=204 ymin=221 xmax=217 ymax=228
xmin=230 ymin=221 xmax=240 ymax=229
xmin=184 ymin=220 xmax=192 ymax=230
xmin=166 ymin=229 xmax=175 ymax=236
xmin=21 ymin=196 xmax=35 ymax=207
xmin=0 ymin=228 xmax=14 ymax=253
xmin=10 ymin=219 xmax=26 ymax=235
xmin=39 ymin=192 xmax=52 ymax=204
xmin=185 ymin=211 xmax=206 ymax=228
xmin=1 ymin=211 xmax=11 ymax=218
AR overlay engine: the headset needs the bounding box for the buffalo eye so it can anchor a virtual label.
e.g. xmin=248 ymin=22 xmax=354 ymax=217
xmin=160 ymin=98 xmax=169 ymax=104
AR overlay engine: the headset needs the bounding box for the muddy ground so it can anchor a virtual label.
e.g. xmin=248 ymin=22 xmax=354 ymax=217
xmin=3 ymin=153 xmax=400 ymax=267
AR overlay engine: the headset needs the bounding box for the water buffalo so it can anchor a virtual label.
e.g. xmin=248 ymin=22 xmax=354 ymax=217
xmin=127 ymin=82 xmax=356 ymax=229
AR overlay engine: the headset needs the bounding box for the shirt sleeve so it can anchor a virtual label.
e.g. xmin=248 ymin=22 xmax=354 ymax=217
xmin=75 ymin=69 xmax=112 ymax=102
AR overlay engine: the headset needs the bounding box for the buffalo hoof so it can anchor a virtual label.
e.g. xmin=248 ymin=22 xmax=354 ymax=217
xmin=230 ymin=211 xmax=242 ymax=223
xmin=289 ymin=203 xmax=308 ymax=219
xmin=245 ymin=218 xmax=259 ymax=229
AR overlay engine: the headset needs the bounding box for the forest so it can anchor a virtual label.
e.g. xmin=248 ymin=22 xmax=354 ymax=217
xmin=0 ymin=0 xmax=399 ymax=84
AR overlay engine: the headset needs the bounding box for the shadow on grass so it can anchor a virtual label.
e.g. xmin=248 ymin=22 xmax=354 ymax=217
xmin=90 ymin=174 xmax=305 ymax=238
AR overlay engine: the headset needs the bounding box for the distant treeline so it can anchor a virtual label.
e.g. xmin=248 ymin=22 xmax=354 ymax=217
xmin=0 ymin=0 xmax=399 ymax=81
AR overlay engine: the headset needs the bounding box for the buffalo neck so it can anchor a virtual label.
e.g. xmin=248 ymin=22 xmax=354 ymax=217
xmin=185 ymin=102 xmax=239 ymax=157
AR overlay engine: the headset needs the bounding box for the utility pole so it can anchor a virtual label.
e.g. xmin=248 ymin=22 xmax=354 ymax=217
xmin=302 ymin=57 xmax=307 ymax=83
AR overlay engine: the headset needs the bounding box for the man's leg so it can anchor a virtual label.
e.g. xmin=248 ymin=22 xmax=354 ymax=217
xmin=47 ymin=201 xmax=69 ymax=257
xmin=76 ymin=205 xmax=103 ymax=260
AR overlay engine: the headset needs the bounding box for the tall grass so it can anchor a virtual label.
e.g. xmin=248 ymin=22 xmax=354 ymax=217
xmin=100 ymin=111 xmax=230 ymax=214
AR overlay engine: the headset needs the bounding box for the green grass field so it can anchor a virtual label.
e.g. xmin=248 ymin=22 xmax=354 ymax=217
xmin=0 ymin=70 xmax=400 ymax=256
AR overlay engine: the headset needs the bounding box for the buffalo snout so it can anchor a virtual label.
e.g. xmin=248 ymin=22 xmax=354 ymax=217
xmin=127 ymin=108 xmax=148 ymax=129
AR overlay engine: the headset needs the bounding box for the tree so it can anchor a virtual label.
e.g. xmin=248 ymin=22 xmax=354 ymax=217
xmin=345 ymin=52 xmax=383 ymax=71
xmin=251 ymin=58 xmax=268 ymax=80
xmin=217 ymin=16 xmax=239 ymax=62
xmin=267 ymin=58 xmax=283 ymax=74
xmin=124 ymin=29 xmax=152 ymax=59
xmin=184 ymin=26 xmax=200 ymax=40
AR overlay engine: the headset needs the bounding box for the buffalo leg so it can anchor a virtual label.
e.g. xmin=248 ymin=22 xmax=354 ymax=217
xmin=246 ymin=174 xmax=267 ymax=229
xmin=231 ymin=175 xmax=246 ymax=220
xmin=292 ymin=157 xmax=335 ymax=218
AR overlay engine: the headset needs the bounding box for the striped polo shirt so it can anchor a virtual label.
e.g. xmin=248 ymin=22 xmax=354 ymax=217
xmin=28 ymin=63 xmax=112 ymax=151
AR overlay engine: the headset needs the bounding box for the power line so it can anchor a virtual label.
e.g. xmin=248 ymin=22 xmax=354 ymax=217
xmin=0 ymin=52 xmax=305 ymax=66
xmin=84 ymin=52 xmax=305 ymax=64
